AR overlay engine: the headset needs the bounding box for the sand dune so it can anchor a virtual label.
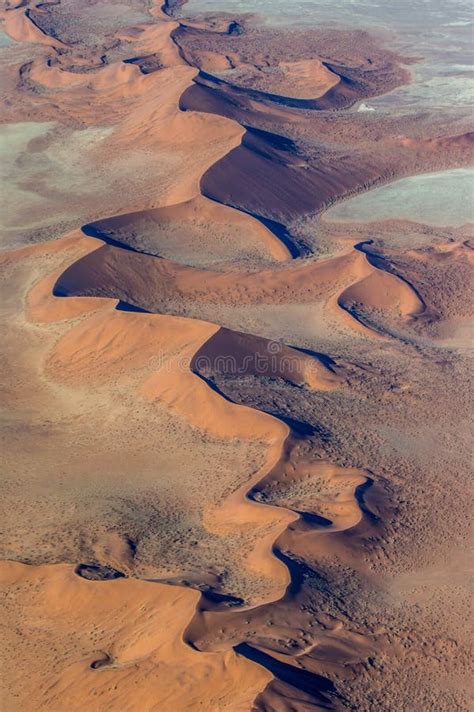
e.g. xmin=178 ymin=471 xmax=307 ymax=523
xmin=191 ymin=327 xmax=345 ymax=390
xmin=2 ymin=4 xmax=67 ymax=48
xmin=47 ymin=306 xmax=215 ymax=385
xmin=26 ymin=232 xmax=107 ymax=323
xmin=336 ymin=250 xmax=426 ymax=336
xmin=179 ymin=50 xmax=341 ymax=100
xmin=338 ymin=270 xmax=423 ymax=317
xmin=14 ymin=234 xmax=311 ymax=610
xmin=199 ymin=125 xmax=379 ymax=224
xmin=1 ymin=231 xmax=294 ymax=612
xmin=173 ymin=19 xmax=408 ymax=109
xmin=0 ymin=561 xmax=271 ymax=712
xmin=52 ymin=237 xmax=358 ymax=307
xmin=83 ymin=194 xmax=291 ymax=264
xmin=52 ymin=230 xmax=429 ymax=340
xmin=1 ymin=0 xmax=473 ymax=710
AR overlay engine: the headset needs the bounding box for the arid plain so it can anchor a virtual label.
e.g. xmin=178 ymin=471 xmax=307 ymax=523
xmin=0 ymin=0 xmax=473 ymax=710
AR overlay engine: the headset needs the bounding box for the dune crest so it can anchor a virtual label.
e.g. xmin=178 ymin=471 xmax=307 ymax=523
xmin=82 ymin=193 xmax=291 ymax=264
xmin=0 ymin=560 xmax=271 ymax=711
xmin=2 ymin=4 xmax=67 ymax=48
xmin=1 ymin=0 xmax=473 ymax=709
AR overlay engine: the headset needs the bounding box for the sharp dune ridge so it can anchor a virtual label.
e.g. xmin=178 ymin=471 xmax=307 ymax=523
xmin=1 ymin=4 xmax=379 ymax=706
xmin=52 ymin=225 xmax=427 ymax=339
xmin=2 ymin=229 xmax=370 ymax=710
xmin=1 ymin=0 xmax=473 ymax=710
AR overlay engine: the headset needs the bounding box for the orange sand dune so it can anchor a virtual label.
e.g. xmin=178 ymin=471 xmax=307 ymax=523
xmin=46 ymin=307 xmax=216 ymax=384
xmin=191 ymin=326 xmax=345 ymax=390
xmin=145 ymin=351 xmax=296 ymax=599
xmin=338 ymin=269 xmax=424 ymax=316
xmin=53 ymin=230 xmax=428 ymax=340
xmin=18 ymin=230 xmax=358 ymax=610
xmin=1 ymin=0 xmax=473 ymax=709
xmin=279 ymin=59 xmax=340 ymax=98
xmin=17 ymin=232 xmax=308 ymax=606
xmin=2 ymin=5 xmax=67 ymax=48
xmin=2 ymin=225 xmax=303 ymax=617
xmin=141 ymin=348 xmax=286 ymax=443
xmin=258 ymin=450 xmax=371 ymax=535
xmin=179 ymin=48 xmax=340 ymax=100
xmin=53 ymin=238 xmax=361 ymax=307
xmin=0 ymin=561 xmax=271 ymax=712
xmin=84 ymin=193 xmax=291 ymax=264
xmin=25 ymin=232 xmax=107 ymax=323
xmin=20 ymin=231 xmax=362 ymax=608
xmin=337 ymin=266 xmax=425 ymax=334
xmin=117 ymin=19 xmax=185 ymax=68
xmin=28 ymin=55 xmax=144 ymax=89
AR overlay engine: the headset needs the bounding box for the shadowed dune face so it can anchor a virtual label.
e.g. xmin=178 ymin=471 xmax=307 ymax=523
xmin=1 ymin=0 xmax=473 ymax=710
xmin=200 ymin=127 xmax=374 ymax=224
xmin=191 ymin=327 xmax=346 ymax=392
xmin=172 ymin=21 xmax=409 ymax=106
xmin=51 ymin=234 xmax=435 ymax=346
xmin=52 ymin=240 xmax=360 ymax=314
xmin=83 ymin=194 xmax=291 ymax=265
xmin=1 ymin=238 xmax=288 ymax=603
xmin=0 ymin=28 xmax=246 ymax=246
xmin=197 ymin=112 xmax=473 ymax=228
xmin=0 ymin=561 xmax=272 ymax=712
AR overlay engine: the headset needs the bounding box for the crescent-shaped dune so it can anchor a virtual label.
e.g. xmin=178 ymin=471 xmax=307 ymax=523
xmin=82 ymin=194 xmax=291 ymax=264
xmin=0 ymin=560 xmax=272 ymax=712
xmin=191 ymin=326 xmax=345 ymax=390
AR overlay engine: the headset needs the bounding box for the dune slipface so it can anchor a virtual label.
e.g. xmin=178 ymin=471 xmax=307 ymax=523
xmin=0 ymin=0 xmax=473 ymax=711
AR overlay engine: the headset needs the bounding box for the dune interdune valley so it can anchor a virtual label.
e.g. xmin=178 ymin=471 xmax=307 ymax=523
xmin=0 ymin=0 xmax=473 ymax=709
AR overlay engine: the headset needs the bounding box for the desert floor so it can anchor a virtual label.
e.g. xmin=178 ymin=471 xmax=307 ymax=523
xmin=0 ymin=0 xmax=473 ymax=710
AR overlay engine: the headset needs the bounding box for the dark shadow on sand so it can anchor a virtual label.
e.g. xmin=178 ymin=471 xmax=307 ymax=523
xmin=235 ymin=642 xmax=337 ymax=707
